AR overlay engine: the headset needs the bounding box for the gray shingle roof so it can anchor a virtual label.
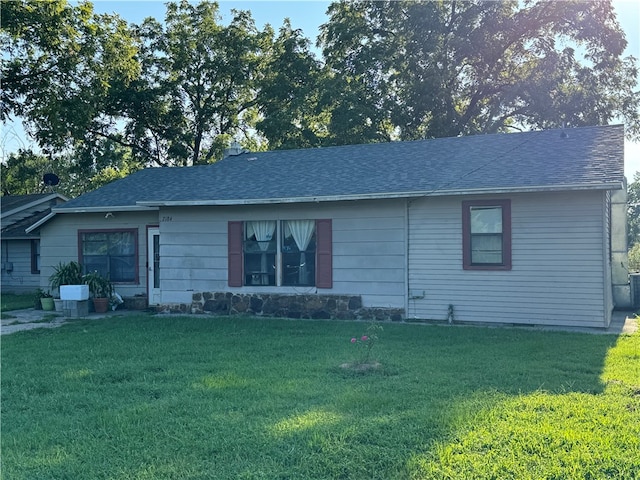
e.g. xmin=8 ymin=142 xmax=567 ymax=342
xmin=56 ymin=125 xmax=624 ymax=211
xmin=1 ymin=193 xmax=62 ymax=214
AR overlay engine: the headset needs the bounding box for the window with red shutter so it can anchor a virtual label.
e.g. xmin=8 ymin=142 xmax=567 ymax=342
xmin=228 ymin=219 xmax=332 ymax=288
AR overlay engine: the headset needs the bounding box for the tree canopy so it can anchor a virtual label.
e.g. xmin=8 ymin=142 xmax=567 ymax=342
xmin=1 ymin=0 xmax=638 ymax=195
xmin=319 ymin=0 xmax=639 ymax=141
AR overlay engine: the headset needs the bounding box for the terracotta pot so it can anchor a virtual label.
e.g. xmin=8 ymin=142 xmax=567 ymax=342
xmin=92 ymin=297 xmax=109 ymax=313
xmin=40 ymin=297 xmax=55 ymax=311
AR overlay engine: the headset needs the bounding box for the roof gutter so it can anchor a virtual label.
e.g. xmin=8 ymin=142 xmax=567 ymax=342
xmin=52 ymin=205 xmax=159 ymax=214
xmin=25 ymin=211 xmax=56 ymax=233
xmin=136 ymin=181 xmax=624 ymax=207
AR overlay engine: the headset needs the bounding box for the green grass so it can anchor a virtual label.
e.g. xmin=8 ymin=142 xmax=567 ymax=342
xmin=2 ymin=316 xmax=639 ymax=479
xmin=1 ymin=292 xmax=36 ymax=312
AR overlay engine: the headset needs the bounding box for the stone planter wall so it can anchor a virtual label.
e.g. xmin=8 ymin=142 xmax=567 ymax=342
xmin=123 ymin=296 xmax=148 ymax=310
xmin=156 ymin=292 xmax=404 ymax=322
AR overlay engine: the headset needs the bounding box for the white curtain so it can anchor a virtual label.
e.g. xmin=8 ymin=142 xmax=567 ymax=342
xmin=248 ymin=221 xmax=275 ymax=282
xmin=247 ymin=221 xmax=275 ymax=251
xmin=286 ymin=220 xmax=315 ymax=284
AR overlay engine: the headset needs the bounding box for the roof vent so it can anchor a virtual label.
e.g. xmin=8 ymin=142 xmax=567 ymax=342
xmin=223 ymin=141 xmax=249 ymax=158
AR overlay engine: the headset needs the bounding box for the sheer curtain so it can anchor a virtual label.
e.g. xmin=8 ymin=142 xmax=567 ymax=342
xmin=287 ymin=220 xmax=315 ymax=284
xmin=248 ymin=221 xmax=276 ymax=251
xmin=247 ymin=221 xmax=275 ymax=282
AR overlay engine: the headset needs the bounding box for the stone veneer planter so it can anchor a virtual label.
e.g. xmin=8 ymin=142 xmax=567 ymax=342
xmin=156 ymin=292 xmax=404 ymax=322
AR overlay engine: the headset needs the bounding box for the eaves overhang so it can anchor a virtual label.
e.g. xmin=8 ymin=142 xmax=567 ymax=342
xmin=1 ymin=193 xmax=69 ymax=218
xmin=136 ymin=181 xmax=624 ymax=207
xmin=51 ymin=205 xmax=159 ymax=214
xmin=25 ymin=205 xmax=159 ymax=233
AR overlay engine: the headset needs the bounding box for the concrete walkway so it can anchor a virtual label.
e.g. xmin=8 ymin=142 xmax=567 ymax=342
xmin=1 ymin=307 xmax=145 ymax=335
xmin=1 ymin=307 xmax=637 ymax=336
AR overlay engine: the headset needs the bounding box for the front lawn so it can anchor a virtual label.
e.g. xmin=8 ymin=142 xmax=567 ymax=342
xmin=1 ymin=292 xmax=36 ymax=313
xmin=2 ymin=316 xmax=639 ymax=479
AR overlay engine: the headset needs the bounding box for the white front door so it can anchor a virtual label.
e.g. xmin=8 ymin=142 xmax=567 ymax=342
xmin=147 ymin=227 xmax=161 ymax=305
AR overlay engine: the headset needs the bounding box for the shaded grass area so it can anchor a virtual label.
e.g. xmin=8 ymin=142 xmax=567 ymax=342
xmin=2 ymin=316 xmax=639 ymax=479
xmin=1 ymin=292 xmax=35 ymax=314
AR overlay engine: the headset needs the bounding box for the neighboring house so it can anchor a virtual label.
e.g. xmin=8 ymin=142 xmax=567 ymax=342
xmin=31 ymin=125 xmax=630 ymax=327
xmin=1 ymin=193 xmax=68 ymax=293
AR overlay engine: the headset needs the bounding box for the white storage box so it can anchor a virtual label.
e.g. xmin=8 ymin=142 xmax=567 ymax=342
xmin=60 ymin=284 xmax=89 ymax=301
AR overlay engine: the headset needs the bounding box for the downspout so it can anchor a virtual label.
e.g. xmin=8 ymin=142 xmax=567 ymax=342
xmin=602 ymin=190 xmax=614 ymax=327
xmin=405 ymin=198 xmax=411 ymax=319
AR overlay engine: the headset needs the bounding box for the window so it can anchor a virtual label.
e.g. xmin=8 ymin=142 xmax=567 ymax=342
xmin=31 ymin=240 xmax=40 ymax=274
xmin=79 ymin=229 xmax=138 ymax=282
xmin=228 ymin=219 xmax=332 ymax=288
xmin=282 ymin=220 xmax=316 ymax=286
xmin=462 ymin=200 xmax=511 ymax=270
xmin=244 ymin=221 xmax=277 ymax=286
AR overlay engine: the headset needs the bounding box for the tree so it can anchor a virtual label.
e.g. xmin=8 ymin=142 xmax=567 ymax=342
xmin=319 ymin=0 xmax=639 ymax=142
xmin=1 ymin=0 xmax=140 ymax=152
xmin=119 ymin=1 xmax=267 ymax=166
xmin=1 ymin=150 xmax=55 ymax=195
xmin=0 ymin=144 xmax=136 ymax=198
xmin=255 ymin=21 xmax=328 ymax=150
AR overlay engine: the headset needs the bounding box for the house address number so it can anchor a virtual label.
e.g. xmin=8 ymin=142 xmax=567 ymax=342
xmin=161 ymin=216 xmax=173 ymax=222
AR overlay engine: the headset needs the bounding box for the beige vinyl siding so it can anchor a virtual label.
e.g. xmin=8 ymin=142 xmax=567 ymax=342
xmin=38 ymin=211 xmax=157 ymax=297
xmin=0 ymin=239 xmax=39 ymax=293
xmin=408 ymin=191 xmax=608 ymax=327
xmin=158 ymin=199 xmax=406 ymax=308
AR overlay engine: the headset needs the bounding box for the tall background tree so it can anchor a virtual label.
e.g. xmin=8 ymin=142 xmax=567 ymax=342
xmin=319 ymin=0 xmax=639 ymax=141
xmin=2 ymin=0 xmax=638 ymax=195
xmin=123 ymin=1 xmax=266 ymax=166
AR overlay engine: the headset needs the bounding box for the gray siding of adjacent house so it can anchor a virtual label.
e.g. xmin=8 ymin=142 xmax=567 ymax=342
xmin=1 ymin=239 xmax=39 ymax=293
xmin=38 ymin=211 xmax=158 ymax=298
xmin=158 ymin=199 xmax=407 ymax=308
xmin=407 ymin=191 xmax=611 ymax=327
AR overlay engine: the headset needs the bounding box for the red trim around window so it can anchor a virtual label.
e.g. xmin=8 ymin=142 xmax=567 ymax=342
xmin=228 ymin=221 xmax=244 ymax=287
xmin=228 ymin=219 xmax=333 ymax=288
xmin=316 ymin=219 xmax=333 ymax=288
xmin=462 ymin=199 xmax=511 ymax=271
xmin=30 ymin=239 xmax=40 ymax=274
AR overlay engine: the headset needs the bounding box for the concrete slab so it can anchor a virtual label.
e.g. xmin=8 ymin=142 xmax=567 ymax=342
xmin=1 ymin=307 xmax=145 ymax=335
xmin=2 ymin=307 xmax=638 ymax=335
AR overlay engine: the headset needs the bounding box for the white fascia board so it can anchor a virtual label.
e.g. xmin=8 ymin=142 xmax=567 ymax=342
xmin=24 ymin=211 xmax=56 ymax=233
xmin=135 ymin=182 xmax=624 ymax=207
xmin=51 ymin=205 xmax=159 ymax=214
xmin=25 ymin=205 xmax=159 ymax=233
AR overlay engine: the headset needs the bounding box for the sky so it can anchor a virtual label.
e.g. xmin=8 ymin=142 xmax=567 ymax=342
xmin=2 ymin=0 xmax=639 ymax=178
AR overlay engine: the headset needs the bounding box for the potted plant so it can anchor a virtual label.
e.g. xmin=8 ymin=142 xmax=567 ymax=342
xmin=49 ymin=261 xmax=84 ymax=311
xmin=38 ymin=290 xmax=55 ymax=311
xmin=83 ymin=271 xmax=113 ymax=313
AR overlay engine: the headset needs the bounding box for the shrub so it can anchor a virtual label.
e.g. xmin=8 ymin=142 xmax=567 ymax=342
xmin=629 ymin=242 xmax=640 ymax=272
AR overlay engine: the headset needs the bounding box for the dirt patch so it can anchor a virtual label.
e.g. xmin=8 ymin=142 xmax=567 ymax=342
xmin=339 ymin=361 xmax=382 ymax=373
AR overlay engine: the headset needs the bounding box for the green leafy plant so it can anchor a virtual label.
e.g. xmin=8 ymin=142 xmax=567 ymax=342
xmin=82 ymin=271 xmax=113 ymax=298
xmin=49 ymin=261 xmax=84 ymax=295
xmin=32 ymin=289 xmax=52 ymax=309
xmin=628 ymin=242 xmax=640 ymax=272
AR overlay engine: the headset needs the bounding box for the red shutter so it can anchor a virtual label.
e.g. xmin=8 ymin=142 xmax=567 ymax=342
xmin=316 ymin=219 xmax=332 ymax=289
xmin=228 ymin=221 xmax=243 ymax=287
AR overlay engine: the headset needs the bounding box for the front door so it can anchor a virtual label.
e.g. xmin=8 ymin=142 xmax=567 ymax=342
xmin=147 ymin=227 xmax=161 ymax=304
